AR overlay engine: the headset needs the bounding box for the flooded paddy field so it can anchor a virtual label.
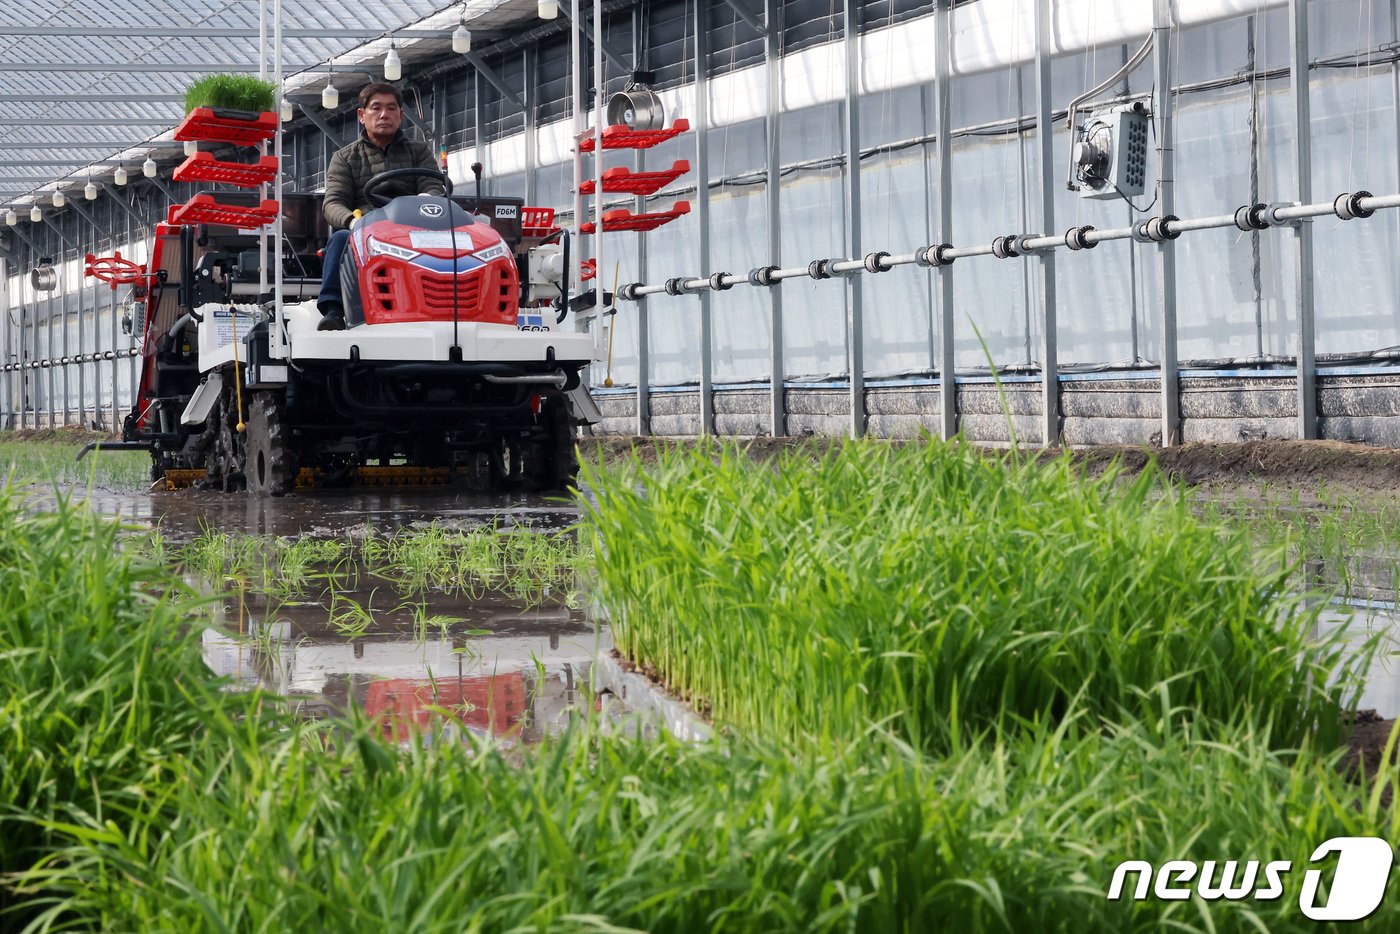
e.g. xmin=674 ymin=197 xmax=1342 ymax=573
xmin=7 ymin=431 xmax=1400 ymax=931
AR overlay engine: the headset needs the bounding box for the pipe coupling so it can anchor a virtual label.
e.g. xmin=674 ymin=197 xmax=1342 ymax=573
xmin=1145 ymin=215 xmax=1180 ymax=242
xmin=863 ymin=251 xmax=891 ymax=274
xmin=1334 ymin=190 xmax=1375 ymax=221
xmin=808 ymin=259 xmax=833 ymax=280
xmin=1064 ymin=225 xmax=1097 ymax=251
xmin=748 ymin=265 xmax=780 ymax=287
xmin=664 ymin=277 xmax=688 ymax=296
xmin=991 ymin=235 xmax=1020 ymax=259
xmin=618 ymin=282 xmax=643 ymax=301
xmin=1234 ymin=203 xmax=1269 ymax=231
xmin=709 ymin=272 xmax=734 ymax=292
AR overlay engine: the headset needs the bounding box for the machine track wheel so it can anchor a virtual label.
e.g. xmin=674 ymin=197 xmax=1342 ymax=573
xmin=206 ymin=386 xmax=246 ymax=493
xmin=244 ymin=390 xmax=298 ymax=497
xmin=526 ymin=398 xmax=580 ymax=493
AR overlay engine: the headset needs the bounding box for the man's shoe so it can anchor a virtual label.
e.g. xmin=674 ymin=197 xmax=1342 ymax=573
xmin=317 ymin=312 xmax=346 ymax=331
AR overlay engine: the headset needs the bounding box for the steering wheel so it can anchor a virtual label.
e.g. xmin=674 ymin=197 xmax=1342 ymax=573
xmin=362 ymin=167 xmax=453 ymax=207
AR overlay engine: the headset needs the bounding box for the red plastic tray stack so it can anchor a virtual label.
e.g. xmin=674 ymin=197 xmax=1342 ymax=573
xmin=579 ymin=119 xmax=690 ymax=235
xmin=170 ymin=107 xmax=279 ymax=228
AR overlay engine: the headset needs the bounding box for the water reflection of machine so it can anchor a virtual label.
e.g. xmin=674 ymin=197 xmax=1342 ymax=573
xmin=366 ymin=672 xmax=527 ymax=742
xmin=203 ymin=624 xmax=603 ymax=745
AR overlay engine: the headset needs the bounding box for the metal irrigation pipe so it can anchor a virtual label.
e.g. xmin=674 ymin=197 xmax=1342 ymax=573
xmin=616 ymin=189 xmax=1399 ymax=301
xmin=0 ymin=346 xmax=139 ymax=373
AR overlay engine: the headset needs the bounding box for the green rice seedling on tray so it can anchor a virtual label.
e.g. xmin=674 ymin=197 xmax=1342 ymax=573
xmin=581 ymin=438 xmax=1367 ymax=752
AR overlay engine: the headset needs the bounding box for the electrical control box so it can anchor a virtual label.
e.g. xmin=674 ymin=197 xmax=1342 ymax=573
xmin=1072 ymin=102 xmax=1150 ymax=200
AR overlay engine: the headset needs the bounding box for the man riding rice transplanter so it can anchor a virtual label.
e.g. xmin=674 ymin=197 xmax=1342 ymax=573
xmin=316 ymin=82 xmax=446 ymax=331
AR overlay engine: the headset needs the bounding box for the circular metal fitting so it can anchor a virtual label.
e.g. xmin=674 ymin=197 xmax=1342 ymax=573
xmin=1233 ymin=203 xmax=1269 ymax=231
xmin=1064 ymin=225 xmax=1097 ymax=251
xmin=748 ymin=265 xmax=779 ymax=287
xmin=709 ymin=272 xmax=733 ymax=292
xmin=618 ymin=282 xmax=642 ymax=301
xmin=863 ymin=251 xmax=891 ymax=274
xmin=808 ymin=259 xmax=833 ymax=280
xmin=1334 ymin=190 xmax=1375 ymax=221
xmin=664 ymin=277 xmax=687 ymax=296
xmin=991 ymin=235 xmax=1020 ymax=259
xmin=1146 ymin=215 xmax=1181 ymax=241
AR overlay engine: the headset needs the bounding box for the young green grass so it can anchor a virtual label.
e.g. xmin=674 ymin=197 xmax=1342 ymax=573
xmin=581 ymin=438 xmax=1368 ymax=752
xmin=165 ymin=524 xmax=589 ymax=609
xmin=3 ymin=464 xmax=1399 ymax=931
xmin=0 ymin=434 xmax=151 ymax=492
xmin=1207 ymin=484 xmax=1400 ymax=603
xmin=184 ymin=73 xmax=276 ymax=113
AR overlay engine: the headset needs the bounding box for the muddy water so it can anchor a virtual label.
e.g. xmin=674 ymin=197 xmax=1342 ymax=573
xmin=1318 ymin=602 xmax=1400 ymax=719
xmin=43 ymin=480 xmax=1400 ymax=727
xmin=70 ymin=484 xmax=665 ymax=745
xmin=77 ymin=486 xmax=583 ymax=541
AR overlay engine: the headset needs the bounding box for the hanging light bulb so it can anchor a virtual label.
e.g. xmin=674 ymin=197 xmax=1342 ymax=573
xmin=383 ymin=41 xmax=401 ymax=81
xmin=453 ymin=21 xmax=472 ymax=54
xmin=84 ymin=178 xmax=97 ymax=200
xmin=113 ymin=164 xmax=128 ymax=186
xmin=5 ymin=210 xmax=16 ymax=226
xmin=29 ymin=205 xmax=41 ymax=223
xmin=184 ymin=140 xmax=198 ymax=156
xmin=280 ymin=97 xmax=294 ymax=121
xmin=322 ymin=72 xmax=339 ymax=110
xmin=143 ymin=155 xmax=157 ymax=178
xmin=538 ymin=0 xmax=559 ymax=19
xmin=51 ymin=190 xmax=65 ymax=208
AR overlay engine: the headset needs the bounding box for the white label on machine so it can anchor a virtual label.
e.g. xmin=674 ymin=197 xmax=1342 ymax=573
xmin=495 ymin=205 xmax=518 ymax=219
xmin=409 ymin=230 xmax=465 ymax=250
xmin=211 ymin=307 xmax=257 ymax=349
xmin=258 ymin=365 xmax=288 ymax=384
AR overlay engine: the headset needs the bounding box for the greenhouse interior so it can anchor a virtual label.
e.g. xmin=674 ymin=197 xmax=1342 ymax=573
xmin=3 ymin=1 xmax=1400 ymax=930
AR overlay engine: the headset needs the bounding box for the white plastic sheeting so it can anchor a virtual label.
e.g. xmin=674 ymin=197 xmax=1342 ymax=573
xmin=584 ymin=0 xmax=1400 ymax=387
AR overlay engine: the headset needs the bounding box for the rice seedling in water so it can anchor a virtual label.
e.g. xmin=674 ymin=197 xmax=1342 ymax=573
xmin=0 ymin=435 xmax=151 ymax=491
xmin=580 ymin=438 xmax=1369 ymax=752
xmin=4 ymin=482 xmax=1399 ymax=931
xmin=164 ymin=525 xmax=587 ymax=609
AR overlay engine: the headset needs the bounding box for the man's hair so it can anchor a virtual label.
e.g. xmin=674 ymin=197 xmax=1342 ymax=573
xmin=358 ymin=83 xmax=404 ymax=109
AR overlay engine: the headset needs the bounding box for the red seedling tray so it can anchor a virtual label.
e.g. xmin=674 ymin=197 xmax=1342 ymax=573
xmin=579 ymin=160 xmax=690 ymax=196
xmin=84 ymin=250 xmax=152 ymax=290
xmin=578 ymin=118 xmax=690 ymax=152
xmin=580 ymin=200 xmax=690 ymax=234
xmin=174 ymin=107 xmax=279 ymax=146
xmin=172 ymin=152 xmax=279 ymax=188
xmin=169 ymin=194 xmax=280 ymax=229
xmin=520 ymin=205 xmax=559 ymax=238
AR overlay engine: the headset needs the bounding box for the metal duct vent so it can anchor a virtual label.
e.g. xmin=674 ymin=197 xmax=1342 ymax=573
xmin=607 ymin=71 xmax=664 ymax=131
xmin=31 ymin=257 xmax=57 ymax=292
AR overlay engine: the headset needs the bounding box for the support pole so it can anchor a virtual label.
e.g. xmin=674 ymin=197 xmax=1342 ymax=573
xmin=592 ymin=0 xmax=605 ymax=388
xmin=631 ymin=4 xmax=649 ymax=436
xmin=524 ymin=47 xmax=538 ymax=207
xmin=765 ymin=0 xmax=785 ymax=436
xmin=934 ymin=0 xmax=956 ymax=439
xmin=843 ymin=0 xmax=864 ymax=439
xmin=1290 ymin=0 xmax=1317 ymax=438
xmin=695 ymin=0 xmax=714 ymax=435
xmin=1153 ymin=0 xmax=1180 ymax=446
xmin=1035 ymin=0 xmax=1059 ymax=447
xmin=1 ymin=258 xmax=9 ymax=426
